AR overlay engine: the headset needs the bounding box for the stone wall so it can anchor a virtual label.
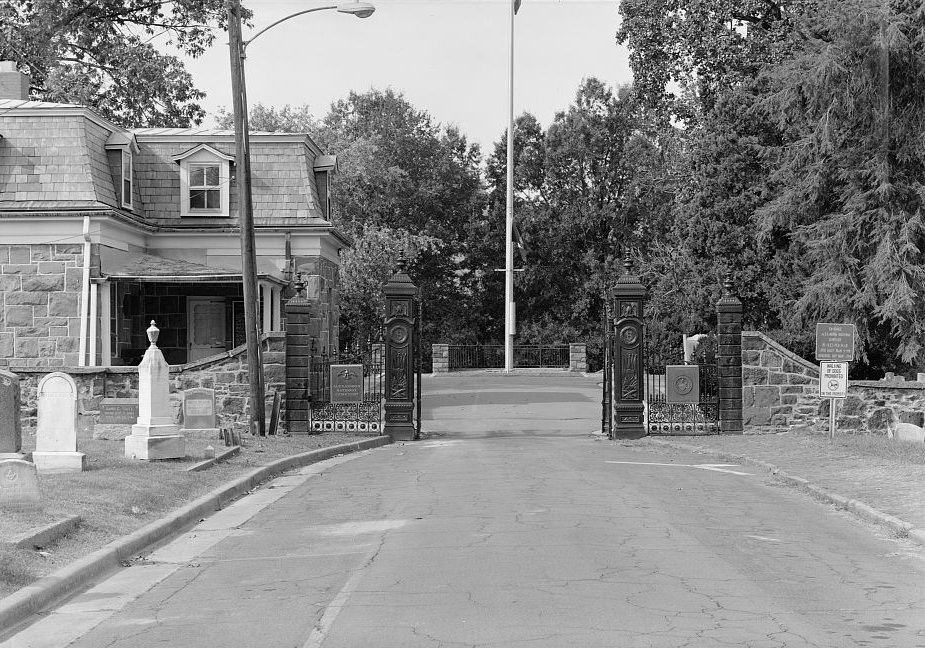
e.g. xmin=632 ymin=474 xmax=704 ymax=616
xmin=742 ymin=331 xmax=820 ymax=429
xmin=742 ymin=331 xmax=925 ymax=434
xmin=0 ymin=242 xmax=96 ymax=368
xmin=13 ymin=332 xmax=286 ymax=435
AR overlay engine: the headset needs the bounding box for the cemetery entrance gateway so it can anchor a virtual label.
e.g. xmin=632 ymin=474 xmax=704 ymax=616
xmin=607 ymin=258 xmax=725 ymax=438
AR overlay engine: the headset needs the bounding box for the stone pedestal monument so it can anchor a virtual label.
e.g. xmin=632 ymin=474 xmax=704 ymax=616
xmin=125 ymin=321 xmax=186 ymax=460
xmin=32 ymin=372 xmax=86 ymax=473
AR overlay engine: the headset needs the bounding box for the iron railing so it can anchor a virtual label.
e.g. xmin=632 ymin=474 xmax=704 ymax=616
xmin=447 ymin=344 xmax=570 ymax=370
xmin=308 ymin=341 xmax=384 ymax=433
xmin=643 ymin=333 xmax=719 ymax=434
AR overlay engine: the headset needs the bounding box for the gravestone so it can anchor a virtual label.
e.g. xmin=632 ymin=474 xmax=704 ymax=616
xmin=125 ymin=321 xmax=186 ymax=460
xmin=0 ymin=459 xmax=41 ymax=511
xmin=182 ymin=388 xmax=219 ymax=439
xmin=0 ymin=369 xmax=23 ymax=459
xmin=32 ymin=372 xmax=87 ymax=474
xmin=93 ymin=398 xmax=139 ymax=440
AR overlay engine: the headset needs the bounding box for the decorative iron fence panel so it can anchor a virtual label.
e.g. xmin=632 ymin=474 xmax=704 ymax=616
xmin=644 ymin=333 xmax=719 ymax=435
xmin=447 ymin=345 xmax=569 ymax=370
xmin=308 ymin=344 xmax=384 ymax=434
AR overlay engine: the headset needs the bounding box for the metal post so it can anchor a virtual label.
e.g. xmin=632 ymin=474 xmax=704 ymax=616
xmin=504 ymin=0 xmax=515 ymax=372
xmin=601 ymin=297 xmax=611 ymax=437
xmin=227 ymin=0 xmax=266 ymax=436
xmin=829 ymin=398 xmax=836 ymax=439
xmin=415 ymin=296 xmax=423 ymax=439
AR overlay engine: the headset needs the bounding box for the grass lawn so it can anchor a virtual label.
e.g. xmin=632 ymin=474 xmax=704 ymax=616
xmin=0 ymin=431 xmax=367 ymax=600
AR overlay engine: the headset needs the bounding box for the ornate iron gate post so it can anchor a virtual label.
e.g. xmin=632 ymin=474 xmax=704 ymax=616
xmin=716 ymin=272 xmax=743 ymax=434
xmin=611 ymin=257 xmax=647 ymax=439
xmin=383 ymin=259 xmax=419 ymax=441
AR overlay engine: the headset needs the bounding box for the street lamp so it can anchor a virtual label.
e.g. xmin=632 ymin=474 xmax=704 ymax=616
xmin=226 ymin=0 xmax=375 ymax=436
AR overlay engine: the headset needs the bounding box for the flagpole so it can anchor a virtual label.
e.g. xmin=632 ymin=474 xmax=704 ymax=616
xmin=504 ymin=0 xmax=515 ymax=372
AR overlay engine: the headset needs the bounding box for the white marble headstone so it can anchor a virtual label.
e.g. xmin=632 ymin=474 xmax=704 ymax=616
xmin=33 ymin=372 xmax=86 ymax=473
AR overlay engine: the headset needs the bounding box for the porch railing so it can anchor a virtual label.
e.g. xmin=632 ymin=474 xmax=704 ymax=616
xmin=447 ymin=344 xmax=570 ymax=371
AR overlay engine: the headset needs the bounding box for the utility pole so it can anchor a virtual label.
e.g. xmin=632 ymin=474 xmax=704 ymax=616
xmin=227 ymin=0 xmax=266 ymax=436
xmin=504 ymin=0 xmax=516 ymax=372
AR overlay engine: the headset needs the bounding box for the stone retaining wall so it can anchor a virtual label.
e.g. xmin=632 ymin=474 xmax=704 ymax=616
xmin=13 ymin=332 xmax=286 ymax=435
xmin=743 ymin=331 xmax=925 ymax=434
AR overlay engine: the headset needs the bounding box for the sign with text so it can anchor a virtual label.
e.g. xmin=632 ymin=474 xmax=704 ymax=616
xmin=331 ymin=364 xmax=363 ymax=404
xmin=815 ymin=323 xmax=856 ymax=361
xmin=820 ymin=362 xmax=848 ymax=398
xmin=99 ymin=398 xmax=139 ymax=424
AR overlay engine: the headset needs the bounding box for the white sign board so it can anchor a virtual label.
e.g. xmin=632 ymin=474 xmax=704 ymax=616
xmin=820 ymin=362 xmax=848 ymax=399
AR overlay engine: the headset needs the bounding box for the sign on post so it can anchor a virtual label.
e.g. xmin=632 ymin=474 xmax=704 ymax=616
xmin=816 ymin=323 xmax=854 ymax=439
xmin=815 ymin=323 xmax=856 ymax=361
xmin=331 ymin=364 xmax=363 ymax=404
xmin=820 ymin=362 xmax=848 ymax=399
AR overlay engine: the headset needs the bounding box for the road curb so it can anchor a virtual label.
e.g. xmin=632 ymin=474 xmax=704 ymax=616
xmin=0 ymin=435 xmax=392 ymax=635
xmin=641 ymin=437 xmax=924 ymax=547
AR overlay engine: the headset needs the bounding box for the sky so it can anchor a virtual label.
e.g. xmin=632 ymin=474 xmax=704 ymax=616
xmin=182 ymin=0 xmax=634 ymax=152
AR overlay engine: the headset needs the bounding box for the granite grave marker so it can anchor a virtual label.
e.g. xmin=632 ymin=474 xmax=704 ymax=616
xmin=0 ymin=369 xmax=22 ymax=458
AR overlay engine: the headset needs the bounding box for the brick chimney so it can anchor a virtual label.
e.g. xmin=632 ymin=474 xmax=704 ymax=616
xmin=0 ymin=61 xmax=30 ymax=101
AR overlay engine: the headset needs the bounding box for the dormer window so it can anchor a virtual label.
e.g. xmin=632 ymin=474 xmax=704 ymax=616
xmin=121 ymin=150 xmax=133 ymax=208
xmin=173 ymin=144 xmax=234 ymax=217
xmin=105 ymin=130 xmax=139 ymax=211
xmin=189 ymin=163 xmax=221 ymax=210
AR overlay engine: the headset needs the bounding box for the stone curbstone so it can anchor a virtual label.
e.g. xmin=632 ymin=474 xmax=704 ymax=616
xmin=0 ymin=435 xmax=392 ymax=633
xmin=2 ymin=515 xmax=82 ymax=550
xmin=641 ymin=437 xmax=925 ymax=549
xmin=184 ymin=445 xmax=241 ymax=473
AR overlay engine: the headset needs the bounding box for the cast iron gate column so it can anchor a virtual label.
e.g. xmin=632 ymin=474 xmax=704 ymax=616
xmin=383 ymin=258 xmax=419 ymax=441
xmin=611 ymin=257 xmax=647 ymax=439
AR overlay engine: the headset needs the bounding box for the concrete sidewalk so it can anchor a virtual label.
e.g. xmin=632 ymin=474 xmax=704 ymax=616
xmin=638 ymin=430 xmax=925 ymax=547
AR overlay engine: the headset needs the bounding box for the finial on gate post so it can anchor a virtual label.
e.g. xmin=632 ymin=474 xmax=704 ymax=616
xmin=294 ymin=271 xmax=305 ymax=298
xmin=723 ymin=270 xmax=735 ymax=297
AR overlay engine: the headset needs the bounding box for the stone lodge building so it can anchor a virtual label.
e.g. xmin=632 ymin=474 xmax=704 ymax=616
xmin=0 ymin=62 xmax=346 ymax=369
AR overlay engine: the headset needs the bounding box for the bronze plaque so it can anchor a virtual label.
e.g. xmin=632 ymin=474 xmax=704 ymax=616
xmin=666 ymin=365 xmax=699 ymax=404
xmin=331 ymin=364 xmax=363 ymax=404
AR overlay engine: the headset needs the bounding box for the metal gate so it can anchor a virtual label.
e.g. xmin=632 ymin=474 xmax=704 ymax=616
xmin=644 ymin=333 xmax=719 ymax=434
xmin=308 ymin=341 xmax=384 ymax=433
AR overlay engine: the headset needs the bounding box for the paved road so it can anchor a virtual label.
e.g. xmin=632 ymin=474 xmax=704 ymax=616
xmin=5 ymin=374 xmax=925 ymax=647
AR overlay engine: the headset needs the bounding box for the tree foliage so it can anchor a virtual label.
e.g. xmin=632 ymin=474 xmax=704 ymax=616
xmin=619 ymin=0 xmax=925 ymax=372
xmin=218 ymin=91 xmax=486 ymax=353
xmin=0 ymin=0 xmax=233 ymax=126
